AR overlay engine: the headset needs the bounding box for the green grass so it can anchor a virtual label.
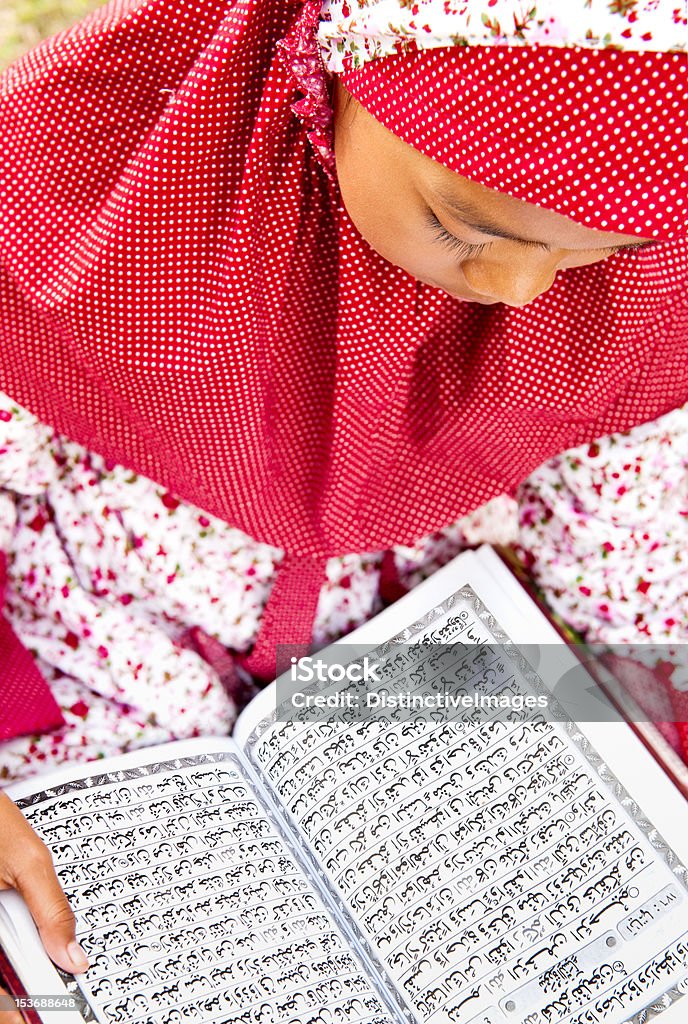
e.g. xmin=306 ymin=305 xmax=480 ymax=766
xmin=0 ymin=0 xmax=103 ymax=67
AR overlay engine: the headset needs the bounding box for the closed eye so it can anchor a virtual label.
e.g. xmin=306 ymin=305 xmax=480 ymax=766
xmin=427 ymin=208 xmax=656 ymax=263
xmin=610 ymin=242 xmax=657 ymax=254
xmin=427 ymin=212 xmax=491 ymax=262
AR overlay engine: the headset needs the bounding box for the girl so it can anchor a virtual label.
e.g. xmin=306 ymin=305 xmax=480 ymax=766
xmin=0 ymin=0 xmax=685 ymax=990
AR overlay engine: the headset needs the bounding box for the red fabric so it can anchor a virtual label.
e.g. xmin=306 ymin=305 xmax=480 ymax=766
xmin=341 ymin=46 xmax=686 ymax=240
xmin=0 ymin=554 xmax=64 ymax=741
xmin=379 ymin=549 xmax=409 ymax=606
xmin=0 ymin=943 xmax=44 ymax=1024
xmin=0 ymin=0 xmax=686 ymax=734
xmin=239 ymin=554 xmax=327 ymax=680
xmin=601 ymin=654 xmax=688 ymax=768
xmin=181 ymin=626 xmax=260 ymax=712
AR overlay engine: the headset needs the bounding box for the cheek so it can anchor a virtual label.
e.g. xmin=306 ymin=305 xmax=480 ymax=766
xmin=342 ymin=194 xmax=443 ymax=279
xmin=335 ymin=142 xmax=442 ymax=278
xmin=346 ymin=203 xmax=466 ymax=291
xmin=372 ymin=232 xmax=444 ymax=278
xmin=376 ymin=235 xmax=456 ymax=287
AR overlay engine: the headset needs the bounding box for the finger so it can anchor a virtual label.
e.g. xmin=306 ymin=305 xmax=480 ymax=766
xmin=0 ymin=982 xmax=23 ymax=1024
xmin=0 ymin=795 xmax=88 ymax=974
xmin=12 ymin=849 xmax=88 ymax=975
xmin=0 ymin=796 xmax=88 ymax=974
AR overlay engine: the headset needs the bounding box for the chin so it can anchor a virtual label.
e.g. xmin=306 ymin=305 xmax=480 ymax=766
xmin=439 ymin=284 xmax=501 ymax=305
xmin=456 ymin=292 xmax=501 ymax=305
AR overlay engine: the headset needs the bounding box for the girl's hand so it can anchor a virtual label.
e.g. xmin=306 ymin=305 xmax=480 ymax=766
xmin=0 ymin=792 xmax=89 ymax=976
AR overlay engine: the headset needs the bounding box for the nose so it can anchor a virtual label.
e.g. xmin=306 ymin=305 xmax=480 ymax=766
xmin=463 ymin=255 xmax=559 ymax=308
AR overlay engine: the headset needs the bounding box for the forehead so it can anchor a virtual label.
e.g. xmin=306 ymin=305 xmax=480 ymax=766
xmin=337 ymin=46 xmax=684 ymax=241
xmin=423 ymin=163 xmax=649 ymax=250
xmin=338 ymin=85 xmax=650 ymax=250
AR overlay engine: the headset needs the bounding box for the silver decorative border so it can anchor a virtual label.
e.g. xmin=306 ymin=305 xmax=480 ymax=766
xmin=16 ymin=753 xmax=234 ymax=809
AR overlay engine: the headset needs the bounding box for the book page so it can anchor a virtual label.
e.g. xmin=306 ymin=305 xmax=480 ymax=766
xmin=1 ymin=739 xmax=400 ymax=1024
xmin=241 ymin=562 xmax=688 ymax=1024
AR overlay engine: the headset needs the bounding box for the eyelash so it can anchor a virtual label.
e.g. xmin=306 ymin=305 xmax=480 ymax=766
xmin=427 ymin=212 xmax=491 ymax=262
xmin=427 ymin=210 xmax=651 ymax=262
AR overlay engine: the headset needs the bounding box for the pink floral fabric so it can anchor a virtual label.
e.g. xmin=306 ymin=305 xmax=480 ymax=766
xmin=517 ymin=404 xmax=688 ymax=762
xmin=518 ymin=404 xmax=688 ymax=644
xmin=318 ymin=0 xmax=687 ymax=73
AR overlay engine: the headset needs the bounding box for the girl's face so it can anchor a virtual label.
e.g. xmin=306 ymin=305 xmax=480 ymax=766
xmin=334 ymin=83 xmax=654 ymax=308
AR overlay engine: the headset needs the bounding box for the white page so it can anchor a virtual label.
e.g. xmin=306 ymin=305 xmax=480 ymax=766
xmin=0 ymin=891 xmax=85 ymax=1024
xmin=1 ymin=738 xmax=399 ymax=1024
xmin=238 ymin=549 xmax=688 ymax=1024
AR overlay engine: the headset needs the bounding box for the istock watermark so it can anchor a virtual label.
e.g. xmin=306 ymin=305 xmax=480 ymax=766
xmin=289 ymin=655 xmax=382 ymax=684
xmin=275 ymin=642 xmax=688 ymax=725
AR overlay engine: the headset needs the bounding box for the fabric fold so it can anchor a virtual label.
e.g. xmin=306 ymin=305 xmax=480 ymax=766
xmin=0 ymin=552 xmax=64 ymax=742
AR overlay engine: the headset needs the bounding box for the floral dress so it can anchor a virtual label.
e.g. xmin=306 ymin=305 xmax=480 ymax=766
xmin=518 ymin=407 xmax=688 ymax=646
xmin=518 ymin=405 xmax=688 ymax=764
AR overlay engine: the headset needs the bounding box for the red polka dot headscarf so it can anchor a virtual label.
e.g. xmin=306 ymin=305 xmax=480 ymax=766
xmin=320 ymin=0 xmax=687 ymax=239
xmin=0 ymin=0 xmax=686 ymax=691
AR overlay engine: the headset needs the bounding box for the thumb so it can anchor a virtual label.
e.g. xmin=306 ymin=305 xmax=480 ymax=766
xmin=12 ymin=849 xmax=88 ymax=975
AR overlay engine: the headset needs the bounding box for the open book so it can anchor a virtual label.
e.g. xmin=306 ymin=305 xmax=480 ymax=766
xmin=1 ymin=546 xmax=687 ymax=1024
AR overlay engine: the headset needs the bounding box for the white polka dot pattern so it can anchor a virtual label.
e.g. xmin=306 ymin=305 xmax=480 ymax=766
xmin=342 ymin=46 xmax=686 ymax=238
xmin=0 ymin=0 xmax=685 ymax=569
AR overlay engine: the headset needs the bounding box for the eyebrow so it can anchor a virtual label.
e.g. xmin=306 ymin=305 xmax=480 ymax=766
xmin=431 ymin=188 xmax=656 ymax=252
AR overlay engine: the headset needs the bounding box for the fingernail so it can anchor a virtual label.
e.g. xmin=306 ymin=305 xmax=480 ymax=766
xmin=67 ymin=941 xmax=89 ymax=973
